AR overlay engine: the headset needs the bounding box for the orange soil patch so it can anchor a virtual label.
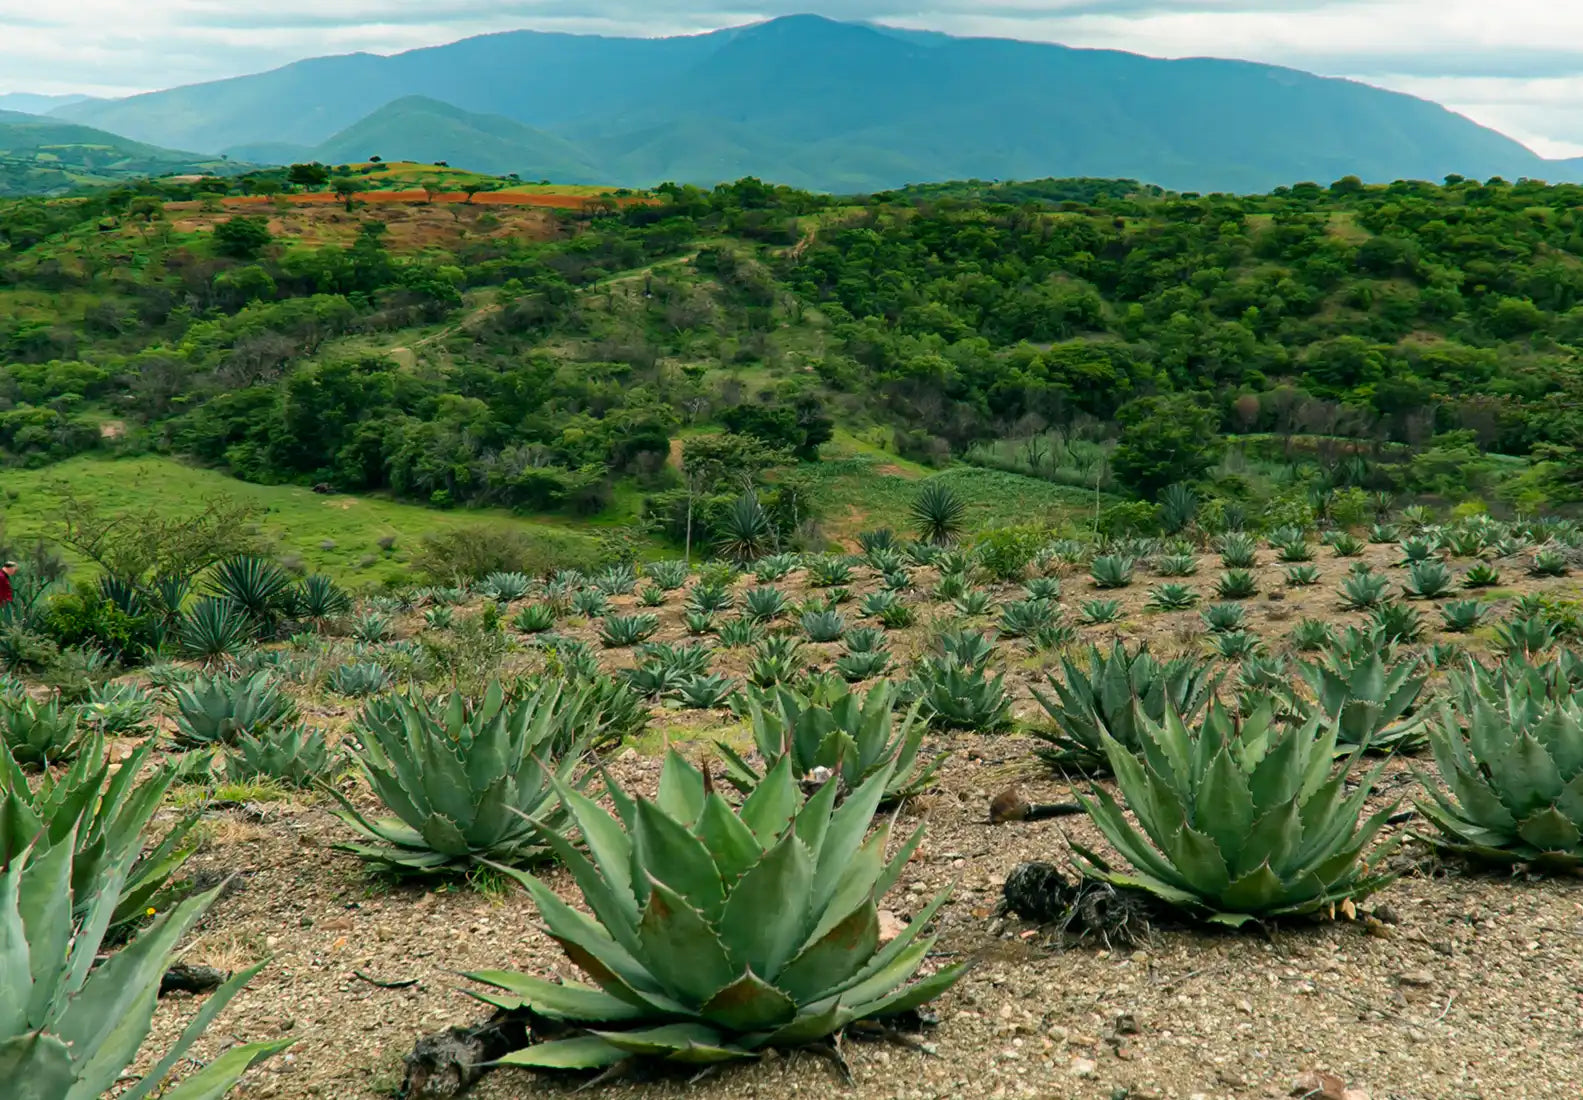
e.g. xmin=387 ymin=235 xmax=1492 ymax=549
xmin=171 ymin=191 xmax=651 ymax=212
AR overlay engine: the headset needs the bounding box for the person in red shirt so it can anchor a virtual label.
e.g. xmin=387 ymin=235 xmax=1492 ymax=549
xmin=0 ymin=561 xmax=15 ymax=611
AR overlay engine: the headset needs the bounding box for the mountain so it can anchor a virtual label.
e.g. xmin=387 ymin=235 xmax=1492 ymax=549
xmin=0 ymin=110 xmax=238 ymax=196
xmin=0 ymin=92 xmax=95 ymax=115
xmin=48 ymin=14 xmax=1578 ymax=193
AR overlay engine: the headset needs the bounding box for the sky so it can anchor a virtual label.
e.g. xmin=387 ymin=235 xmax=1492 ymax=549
xmin=5 ymin=0 xmax=1583 ymax=157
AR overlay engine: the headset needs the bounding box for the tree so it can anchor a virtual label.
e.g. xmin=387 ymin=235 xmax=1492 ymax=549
xmin=331 ymin=178 xmax=365 ymax=212
xmin=212 ymin=215 xmax=272 ymax=260
xmin=1111 ymin=395 xmax=1221 ymax=499
xmin=287 ymin=162 xmax=330 ymax=190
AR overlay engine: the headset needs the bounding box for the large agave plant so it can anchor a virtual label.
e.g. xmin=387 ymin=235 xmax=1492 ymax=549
xmin=1417 ymin=661 xmax=1583 ymax=867
xmin=0 ymin=837 xmax=289 ymax=1098
xmin=225 ymin=724 xmax=335 ymax=788
xmin=332 ymin=681 xmax=594 ymax=872
xmin=716 ymin=492 xmax=774 ymax=563
xmin=1295 ymin=647 xmax=1428 ymax=752
xmin=1030 ymin=642 xmax=1220 ymax=773
xmin=465 ymin=753 xmax=968 ymax=1069
xmin=910 ymin=657 xmax=1011 ymax=731
xmin=720 ymin=682 xmax=943 ymax=802
xmin=1 ymin=695 xmax=84 ymax=767
xmin=0 ymin=738 xmax=198 ymax=928
xmin=170 ymin=671 xmax=299 ymax=749
xmin=1076 ymin=704 xmax=1400 ymax=925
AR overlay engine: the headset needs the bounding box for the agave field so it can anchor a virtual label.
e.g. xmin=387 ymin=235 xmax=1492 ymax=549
xmin=3 ymin=507 xmax=1583 ymax=1099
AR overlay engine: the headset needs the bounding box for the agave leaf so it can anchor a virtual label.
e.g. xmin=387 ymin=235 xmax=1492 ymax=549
xmin=632 ymin=801 xmax=726 ymax=923
xmin=0 ymin=858 xmax=32 ymax=1037
xmin=825 ymin=887 xmax=952 ymax=1002
xmin=754 ymin=1000 xmax=848 ymax=1048
xmin=1078 ymin=787 xmax=1193 ymax=893
xmin=845 ymin=958 xmax=974 ymax=1021
xmin=0 ymin=1034 xmax=75 ymax=1099
xmin=1228 ymin=800 xmax=1303 ymax=881
xmin=461 ymin=972 xmax=647 ymax=1022
xmin=1192 ymin=747 xmax=1255 ymax=863
xmin=1216 ymin=862 xmax=1285 ymax=915
xmin=699 ymin=971 xmax=799 ymax=1032
xmin=590 ymin=1022 xmax=751 ymax=1064
xmin=555 ymin=786 xmax=638 ymax=920
xmin=1489 ymin=733 xmax=1566 ymax=819
xmin=738 ymin=755 xmax=798 ymax=845
xmin=813 ymin=765 xmax=895 ymax=913
xmin=717 ymin=832 xmax=814 ymax=979
xmin=774 ymin=900 xmax=881 ymax=1005
xmin=635 ymin=880 xmax=737 ymax=1007
xmin=1516 ymin=807 xmax=1583 ymax=854
xmin=657 ymin=754 xmax=707 ymax=827
xmin=807 ymin=828 xmax=888 ymax=948
xmin=118 ymin=962 xmax=282 ymax=1100
xmin=791 ymin=774 xmax=840 ymax=859
xmin=496 ymin=1035 xmax=630 ymax=1069
xmin=16 ymin=835 xmax=73 ymax=1025
xmin=692 ymin=794 xmax=764 ymax=885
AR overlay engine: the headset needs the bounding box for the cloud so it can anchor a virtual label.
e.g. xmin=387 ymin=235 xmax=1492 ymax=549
xmin=3 ymin=0 xmax=1582 ymax=152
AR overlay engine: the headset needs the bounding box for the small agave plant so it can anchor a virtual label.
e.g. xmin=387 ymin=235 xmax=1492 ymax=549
xmin=1075 ymin=703 xmax=1400 ymax=925
xmin=1417 ymin=660 xmax=1583 ymax=867
xmin=332 ymin=681 xmax=594 ymax=872
xmin=1295 ymin=645 xmax=1429 ymax=752
xmin=720 ymin=681 xmax=943 ymax=802
xmin=465 ymin=753 xmax=968 ymax=1069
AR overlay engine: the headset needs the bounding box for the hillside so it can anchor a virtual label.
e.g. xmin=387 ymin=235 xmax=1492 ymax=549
xmin=0 ymin=109 xmax=237 ymax=196
xmin=46 ymin=15 xmax=1573 ymax=193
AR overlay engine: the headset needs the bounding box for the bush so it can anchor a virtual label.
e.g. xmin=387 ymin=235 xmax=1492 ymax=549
xmin=413 ymin=525 xmax=598 ymax=583
xmin=974 ymin=525 xmax=1047 ymax=582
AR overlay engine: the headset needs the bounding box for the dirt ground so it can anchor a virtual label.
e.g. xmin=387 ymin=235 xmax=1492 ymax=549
xmin=168 ymin=201 xmax=564 ymax=250
xmin=124 ymin=542 xmax=1583 ymax=1100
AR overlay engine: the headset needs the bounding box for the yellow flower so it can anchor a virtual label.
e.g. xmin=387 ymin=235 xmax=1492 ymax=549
xmin=146 ymin=907 xmax=157 ymax=916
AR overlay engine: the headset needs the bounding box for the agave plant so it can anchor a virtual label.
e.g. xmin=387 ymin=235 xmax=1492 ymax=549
xmin=208 ymin=554 xmax=294 ymax=636
xmin=425 ymin=606 xmax=456 ymax=631
xmin=1530 ymin=549 xmax=1569 ymax=578
xmin=750 ymin=554 xmax=797 ymax=583
xmin=646 ymin=560 xmax=691 ymax=591
xmin=600 ymin=613 xmax=660 ymax=649
xmin=1075 ymin=704 xmax=1400 ymax=925
xmin=911 ymin=657 xmax=1011 ymax=731
xmin=935 ymin=628 xmax=998 ymax=670
xmin=1295 ymin=646 xmax=1428 ymax=751
xmin=881 ymin=568 xmax=912 ymax=592
xmin=748 ymin=635 xmax=805 ymax=688
xmin=1396 ymin=537 xmax=1436 ymax=565
xmin=840 ymin=627 xmax=885 ymax=655
xmin=1441 ymin=529 xmax=1487 ymax=559
xmin=1 ymin=695 xmax=84 ymax=767
xmin=931 ymin=573 xmax=968 ymax=603
xmin=910 ymin=481 xmax=968 ymax=545
xmin=685 ymin=611 xmax=716 ymax=637
xmin=1030 ymin=642 xmax=1219 ymax=773
xmin=178 ymin=596 xmax=253 ymax=664
xmin=0 ymin=837 xmax=289 ymax=1097
xmin=1416 ymin=664 xmax=1583 ymax=866
xmin=716 ymin=492 xmax=774 ymax=563
xmin=1370 ymin=601 xmax=1425 ymax=645
xmin=1146 ymin=583 xmax=1200 ymax=611
xmin=1339 ymin=572 xmax=1391 ymax=611
xmin=1214 ymin=570 xmax=1258 ymax=600
xmin=466 ymin=753 xmax=966 ymax=1069
xmin=170 ymin=671 xmax=299 ymax=749
xmin=1273 ymin=536 xmax=1313 ymax=563
xmin=1368 ymin=523 xmax=1399 ymax=544
xmin=78 ymin=681 xmax=158 ymax=737
xmin=334 ymin=682 xmax=594 ymax=872
xmin=835 ymin=649 xmax=891 ymax=682
xmin=1330 ymin=533 xmax=1366 ymax=558
xmin=860 ymin=590 xmax=901 ymax=619
xmin=714 ymin=617 xmax=764 ymax=648
xmin=686 ymin=581 xmax=735 ymax=615
xmin=743 ymin=586 xmax=790 ymax=622
xmin=1155 ymin=553 xmax=1199 ymax=577
xmin=1462 ymin=562 xmax=1501 ymax=588
xmin=637 ymin=585 xmax=669 ymax=608
xmin=350 ymin=611 xmax=395 ymax=645
xmin=806 ymin=556 xmax=855 ymax=588
xmin=1495 ymin=615 xmax=1557 ymax=658
xmin=1 ymin=737 xmax=198 ymax=928
xmin=329 ymin=661 xmax=394 ymax=697
xmin=1440 ymin=599 xmax=1488 ymax=634
xmin=800 ymin=609 xmax=847 ymax=643
xmin=1218 ymin=533 xmax=1258 ymax=569
xmin=514 ymin=603 xmax=558 ymax=634
xmin=1078 ymin=598 xmax=1122 ymax=625
xmin=226 ymin=724 xmax=335 ymax=788
xmin=676 ymin=673 xmax=737 ymax=710
xmin=876 ymin=602 xmax=916 ymax=629
xmin=951 ymin=589 xmax=994 ymax=616
xmin=571 ymin=589 xmax=611 ymax=618
xmin=1211 ymin=630 xmax=1263 ymax=659
xmin=594 ymin=565 xmax=639 ymax=597
xmin=637 ymin=642 xmax=713 ymax=681
xmin=1089 ymin=555 xmax=1135 ymax=590
xmin=1403 ymin=560 xmax=1455 ymax=599
xmin=1284 ymin=565 xmax=1320 ymax=587
xmin=724 ymin=681 xmax=943 ymax=803
xmin=1201 ymin=602 xmax=1246 ymax=634
xmin=998 ymin=598 xmax=1056 ymax=637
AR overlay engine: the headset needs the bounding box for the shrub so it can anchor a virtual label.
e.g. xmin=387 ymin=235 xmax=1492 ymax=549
xmin=414 ymin=525 xmax=597 ymax=582
xmin=975 ymin=525 xmax=1046 ymax=582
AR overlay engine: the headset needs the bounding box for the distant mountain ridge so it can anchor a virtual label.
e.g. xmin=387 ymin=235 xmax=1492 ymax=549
xmin=44 ymin=15 xmax=1583 ymax=193
xmin=0 ymin=110 xmax=238 ymax=197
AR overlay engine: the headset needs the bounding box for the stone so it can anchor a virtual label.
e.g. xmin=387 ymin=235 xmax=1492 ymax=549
xmin=1396 ymin=970 xmax=1436 ymax=988
xmin=1072 ymin=1057 xmax=1098 ymax=1078
xmin=1291 ymin=1069 xmax=1347 ymax=1100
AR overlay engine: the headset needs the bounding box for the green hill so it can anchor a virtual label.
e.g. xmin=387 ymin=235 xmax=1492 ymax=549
xmin=48 ymin=15 xmax=1578 ymax=193
xmin=308 ymin=96 xmax=605 ymax=182
xmin=0 ymin=109 xmax=237 ymax=196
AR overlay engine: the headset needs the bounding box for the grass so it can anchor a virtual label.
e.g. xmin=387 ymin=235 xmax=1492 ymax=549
xmin=0 ymin=455 xmax=601 ymax=586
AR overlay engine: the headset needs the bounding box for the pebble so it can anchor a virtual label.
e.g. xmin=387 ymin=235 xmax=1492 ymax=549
xmin=1396 ymin=970 xmax=1436 ymax=987
xmin=1071 ymin=1057 xmax=1098 ymax=1078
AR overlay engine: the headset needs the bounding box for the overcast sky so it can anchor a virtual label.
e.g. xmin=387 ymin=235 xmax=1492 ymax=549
xmin=6 ymin=0 xmax=1583 ymax=156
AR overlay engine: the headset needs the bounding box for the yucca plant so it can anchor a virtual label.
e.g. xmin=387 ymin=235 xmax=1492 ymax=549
xmin=998 ymin=598 xmax=1056 ymax=638
xmin=514 ymin=603 xmax=558 ymax=634
xmin=1159 ymin=483 xmax=1198 ymax=533
xmin=676 ymin=673 xmax=737 ymax=710
xmin=910 ymin=482 xmax=968 ymax=545
xmin=170 ymin=671 xmax=298 ymax=749
xmin=1214 ymin=570 xmax=1259 ymax=600
xmin=329 ymin=661 xmax=393 ymax=697
xmin=296 ymin=573 xmax=352 ymax=627
xmin=1330 ymin=533 xmax=1366 ymax=558
xmin=951 ymin=589 xmax=993 ymax=616
xmin=1284 ymin=565 xmax=1320 ymax=587
xmin=571 ymin=589 xmax=611 ymax=618
xmin=835 ymin=649 xmax=892 ymax=682
xmin=686 ymin=581 xmax=735 ymax=615
xmin=1075 ymin=704 xmax=1399 ymax=925
xmin=1 ymin=695 xmax=84 ymax=768
xmin=1495 ymin=615 xmax=1557 ymax=658
xmin=209 ymin=554 xmax=294 ymax=637
xmin=1440 ymin=600 xmax=1488 ymax=633
xmin=0 ymin=837 xmax=289 ymax=1097
xmin=226 ymin=724 xmax=334 ymax=788
xmin=334 ymin=681 xmax=593 ymax=872
xmin=911 ymin=657 xmax=1011 ymax=731
xmin=1530 ymin=549 xmax=1570 ymax=578
xmin=1338 ymin=572 xmax=1391 ymax=611
xmin=1079 ymin=598 xmax=1122 ymax=625
xmin=1201 ymin=602 xmax=1247 ymax=634
xmin=715 ymin=492 xmax=774 ymax=563
xmin=1155 ymin=553 xmax=1199 ymax=577
xmin=1417 ymin=666 xmax=1583 ymax=866
xmin=178 ymin=596 xmax=253 ymax=665
xmin=1461 ymin=562 xmax=1501 ymax=588
xmin=800 ymin=609 xmax=847 ymax=643
xmin=750 ymin=554 xmax=796 ymax=583
xmin=1403 ymin=560 xmax=1455 ymax=599
xmin=1218 ymin=532 xmax=1258 ymax=569
xmin=714 ymin=617 xmax=764 ymax=648
xmin=724 ymin=681 xmax=942 ymax=802
xmin=466 ymin=753 xmax=966 ymax=1070
xmin=1370 ymin=601 xmax=1425 ymax=645
xmin=748 ymin=636 xmax=805 ymax=688
xmin=1146 ymin=583 xmax=1200 ymax=611
xmin=1030 ymin=642 xmax=1219 ymax=773
xmin=1296 ymin=646 xmax=1428 ymax=751
xmin=1090 ymin=555 xmax=1135 ymax=590
xmin=594 ymin=565 xmax=639 ymax=597
xmin=742 ymin=586 xmax=789 ymax=623
xmin=599 ymin=613 xmax=660 ymax=649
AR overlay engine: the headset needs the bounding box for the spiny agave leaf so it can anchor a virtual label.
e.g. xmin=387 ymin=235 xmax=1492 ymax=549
xmin=773 ymin=900 xmax=881 ymax=1006
xmin=717 ymin=832 xmax=814 ymax=979
xmin=461 ymin=972 xmax=647 ymax=1023
xmin=656 ymin=754 xmax=707 ymax=827
xmin=699 ymin=971 xmax=799 ymax=1032
xmin=635 ymin=880 xmax=737 ymax=1007
xmin=590 ymin=1022 xmax=752 ymax=1064
xmin=632 ymin=801 xmax=726 ymax=923
xmin=691 ymin=795 xmax=764 ymax=884
xmin=496 ymin=1035 xmax=630 ymax=1069
xmin=0 ymin=1034 xmax=75 ymax=1098
xmin=145 ymin=1039 xmax=295 ymax=1100
xmin=738 ymin=755 xmax=798 ymax=845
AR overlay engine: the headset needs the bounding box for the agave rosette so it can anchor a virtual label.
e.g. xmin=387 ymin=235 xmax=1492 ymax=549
xmin=1295 ymin=647 xmax=1428 ymax=753
xmin=467 ymin=753 xmax=968 ymax=1068
xmin=1076 ymin=703 xmax=1400 ymax=925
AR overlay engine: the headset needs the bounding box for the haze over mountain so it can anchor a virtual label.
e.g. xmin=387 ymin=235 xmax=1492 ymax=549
xmin=41 ymin=15 xmax=1582 ymax=193
xmin=0 ymin=110 xmax=238 ymax=197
